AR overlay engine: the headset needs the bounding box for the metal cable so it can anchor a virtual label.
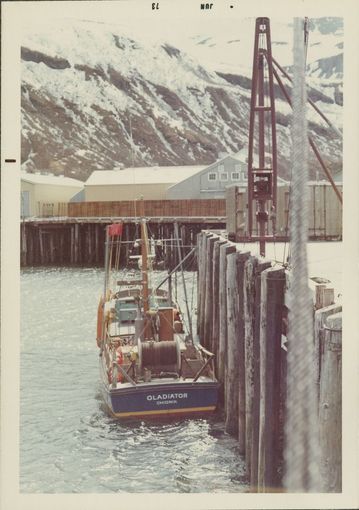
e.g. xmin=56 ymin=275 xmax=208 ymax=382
xmin=283 ymin=18 xmax=322 ymax=492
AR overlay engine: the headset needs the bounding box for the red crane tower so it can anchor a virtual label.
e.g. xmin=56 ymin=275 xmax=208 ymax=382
xmin=246 ymin=17 xmax=342 ymax=257
xmin=247 ymin=17 xmax=277 ymax=257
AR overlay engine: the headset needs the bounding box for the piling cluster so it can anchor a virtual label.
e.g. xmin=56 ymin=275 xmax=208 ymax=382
xmin=20 ymin=220 xmax=222 ymax=268
xmin=196 ymin=231 xmax=342 ymax=492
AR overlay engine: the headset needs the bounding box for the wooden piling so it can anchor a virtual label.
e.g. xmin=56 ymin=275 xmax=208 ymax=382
xmin=198 ymin=233 xmax=211 ymax=343
xmin=88 ymin=223 xmax=92 ymax=264
xmin=39 ymin=228 xmax=44 ymax=264
xmin=49 ymin=234 xmax=55 ymax=264
xmin=225 ymin=251 xmax=241 ymax=436
xmin=21 ymin=223 xmax=27 ymax=266
xmin=257 ymin=266 xmax=285 ymax=492
xmin=203 ymin=235 xmax=218 ymax=351
xmin=319 ymin=312 xmax=342 ymax=492
xmin=70 ymin=225 xmax=74 ymax=265
xmin=250 ymin=259 xmax=271 ymax=490
xmin=196 ymin=233 xmax=203 ymax=336
xmin=211 ymin=239 xmax=227 ymax=359
xmin=28 ymin=226 xmax=34 ymax=265
xmin=244 ymin=255 xmax=258 ymax=475
xmin=218 ymin=243 xmax=236 ymax=392
xmin=315 ymin=284 xmax=335 ymax=310
xmin=236 ymin=251 xmax=250 ymax=453
xmin=95 ymin=224 xmax=99 ymax=264
xmin=314 ymin=303 xmax=342 ymax=407
xmin=74 ymin=223 xmax=79 ymax=264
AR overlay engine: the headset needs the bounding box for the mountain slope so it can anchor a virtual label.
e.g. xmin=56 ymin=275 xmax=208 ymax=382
xmin=21 ymin=19 xmax=342 ymax=182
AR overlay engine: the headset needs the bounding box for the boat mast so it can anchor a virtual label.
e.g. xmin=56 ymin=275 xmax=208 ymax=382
xmin=139 ymin=198 xmax=152 ymax=340
xmin=174 ymin=222 xmax=193 ymax=342
xmin=141 ymin=218 xmax=150 ymax=315
xmin=103 ymin=225 xmax=110 ymax=298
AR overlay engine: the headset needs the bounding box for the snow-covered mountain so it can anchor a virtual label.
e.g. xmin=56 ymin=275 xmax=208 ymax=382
xmin=21 ymin=17 xmax=342 ymax=181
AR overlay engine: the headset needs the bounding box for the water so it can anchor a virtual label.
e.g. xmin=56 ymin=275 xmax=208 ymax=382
xmin=20 ymin=267 xmax=248 ymax=493
xmin=20 ymin=242 xmax=342 ymax=493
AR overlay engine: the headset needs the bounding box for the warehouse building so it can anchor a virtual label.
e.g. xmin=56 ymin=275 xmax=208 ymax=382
xmin=84 ymin=156 xmax=251 ymax=202
xmin=21 ymin=172 xmax=84 ymax=217
xmin=84 ymin=165 xmax=206 ymax=202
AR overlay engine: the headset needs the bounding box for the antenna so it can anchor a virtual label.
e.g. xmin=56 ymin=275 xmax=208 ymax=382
xmin=129 ymin=116 xmax=135 ymax=168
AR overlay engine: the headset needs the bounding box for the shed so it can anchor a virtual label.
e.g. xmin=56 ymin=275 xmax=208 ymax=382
xmin=84 ymin=165 xmax=206 ymax=202
xmin=226 ymin=180 xmax=342 ymax=240
xmin=21 ymin=172 xmax=84 ymax=217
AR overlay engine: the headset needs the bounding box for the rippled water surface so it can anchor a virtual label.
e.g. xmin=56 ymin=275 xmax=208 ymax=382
xmin=20 ymin=268 xmax=248 ymax=493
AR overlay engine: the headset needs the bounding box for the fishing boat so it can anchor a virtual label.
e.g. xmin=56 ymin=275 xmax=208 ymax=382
xmin=96 ymin=216 xmax=219 ymax=419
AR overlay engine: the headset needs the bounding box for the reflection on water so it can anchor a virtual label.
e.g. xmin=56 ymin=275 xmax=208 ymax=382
xmin=20 ymin=267 xmax=248 ymax=493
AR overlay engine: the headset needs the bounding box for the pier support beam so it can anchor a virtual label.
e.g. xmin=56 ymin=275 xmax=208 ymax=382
xmin=257 ymin=266 xmax=285 ymax=492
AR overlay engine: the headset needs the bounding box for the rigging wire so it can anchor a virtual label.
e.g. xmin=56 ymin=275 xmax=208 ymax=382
xmin=262 ymin=34 xmax=278 ymax=264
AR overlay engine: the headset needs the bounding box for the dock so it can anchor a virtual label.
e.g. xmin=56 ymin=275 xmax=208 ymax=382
xmin=197 ymin=230 xmax=342 ymax=492
xmin=20 ymin=214 xmax=226 ymax=267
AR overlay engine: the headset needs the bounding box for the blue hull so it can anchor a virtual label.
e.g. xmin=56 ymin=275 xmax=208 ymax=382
xmin=100 ymin=358 xmax=219 ymax=418
xmin=108 ymin=382 xmax=218 ymax=418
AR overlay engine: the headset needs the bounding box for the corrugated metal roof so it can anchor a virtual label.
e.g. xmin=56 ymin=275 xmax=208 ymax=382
xmin=86 ymin=166 xmax=206 ymax=186
xmin=21 ymin=172 xmax=84 ymax=187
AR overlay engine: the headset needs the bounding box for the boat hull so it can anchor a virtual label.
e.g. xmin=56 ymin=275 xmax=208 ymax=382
xmin=108 ymin=381 xmax=218 ymax=418
xmin=100 ymin=356 xmax=219 ymax=418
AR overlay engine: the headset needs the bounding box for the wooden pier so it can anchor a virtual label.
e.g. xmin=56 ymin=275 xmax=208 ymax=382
xmin=20 ymin=216 xmax=226 ymax=267
xmin=197 ymin=230 xmax=342 ymax=492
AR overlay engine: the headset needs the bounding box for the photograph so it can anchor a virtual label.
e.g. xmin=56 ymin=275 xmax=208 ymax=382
xmin=1 ymin=0 xmax=358 ymax=509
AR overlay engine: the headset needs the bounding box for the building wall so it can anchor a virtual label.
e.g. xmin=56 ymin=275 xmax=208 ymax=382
xmin=70 ymin=189 xmax=85 ymax=202
xmin=307 ymin=184 xmax=343 ymax=238
xmin=199 ymin=157 xmax=247 ymax=197
xmin=85 ymin=183 xmax=171 ymax=202
xmin=21 ymin=181 xmax=83 ymax=217
xmin=226 ymin=185 xmax=247 ymax=237
xmin=34 ymin=183 xmax=83 ymax=203
xmin=226 ymin=183 xmax=343 ymax=239
xmin=21 ymin=181 xmax=35 ymax=217
xmin=167 ymin=156 xmax=247 ymax=200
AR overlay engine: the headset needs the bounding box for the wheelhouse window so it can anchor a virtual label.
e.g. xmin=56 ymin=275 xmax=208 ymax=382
xmin=208 ymin=172 xmax=217 ymax=181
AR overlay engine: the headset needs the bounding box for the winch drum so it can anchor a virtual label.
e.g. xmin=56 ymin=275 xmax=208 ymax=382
xmin=138 ymin=339 xmax=181 ymax=373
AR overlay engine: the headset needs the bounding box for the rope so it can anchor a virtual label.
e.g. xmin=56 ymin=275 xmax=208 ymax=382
xmin=283 ymin=18 xmax=322 ymax=492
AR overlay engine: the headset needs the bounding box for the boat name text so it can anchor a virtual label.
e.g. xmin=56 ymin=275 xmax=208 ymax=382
xmin=147 ymin=393 xmax=188 ymax=401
